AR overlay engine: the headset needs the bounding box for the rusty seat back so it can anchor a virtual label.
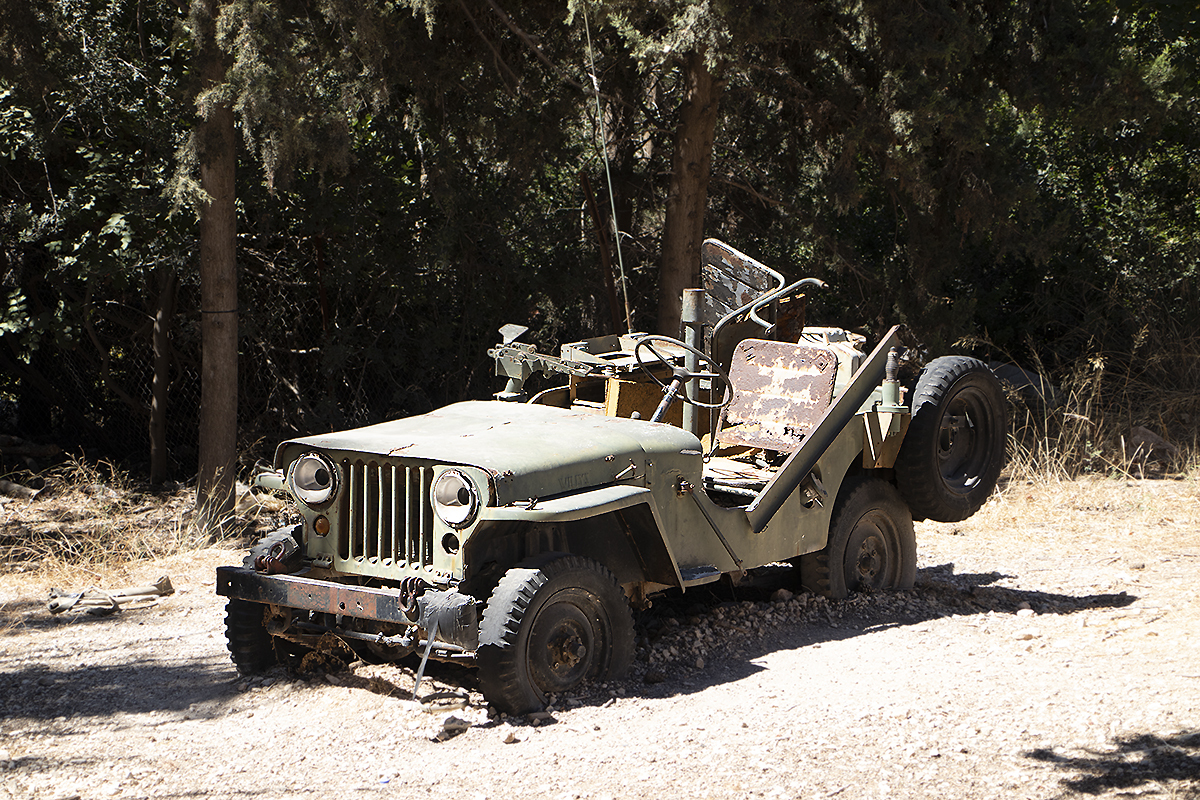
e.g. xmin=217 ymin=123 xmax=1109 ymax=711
xmin=716 ymin=339 xmax=839 ymax=453
xmin=701 ymin=240 xmax=783 ymax=327
xmin=700 ymin=239 xmax=786 ymax=368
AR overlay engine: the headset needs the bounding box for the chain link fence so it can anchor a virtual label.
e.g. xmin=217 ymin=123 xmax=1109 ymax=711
xmin=110 ymin=271 xmax=423 ymax=478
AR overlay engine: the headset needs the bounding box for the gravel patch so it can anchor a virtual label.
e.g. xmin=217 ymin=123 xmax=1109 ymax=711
xmin=1 ymin=478 xmax=1197 ymax=799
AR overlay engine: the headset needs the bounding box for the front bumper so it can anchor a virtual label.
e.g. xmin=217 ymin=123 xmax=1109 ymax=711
xmin=216 ymin=566 xmax=479 ymax=650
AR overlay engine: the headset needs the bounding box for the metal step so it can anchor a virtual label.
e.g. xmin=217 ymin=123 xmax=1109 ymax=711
xmin=680 ymin=565 xmax=722 ymax=587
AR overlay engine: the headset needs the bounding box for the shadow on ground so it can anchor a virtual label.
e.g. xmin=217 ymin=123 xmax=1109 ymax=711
xmin=0 ymin=598 xmax=49 ymax=633
xmin=425 ymin=559 xmax=1139 ymax=711
xmin=0 ymin=660 xmax=237 ymax=728
xmin=1026 ymin=731 xmax=1200 ymax=795
xmin=1 ymin=560 xmax=1141 ymax=724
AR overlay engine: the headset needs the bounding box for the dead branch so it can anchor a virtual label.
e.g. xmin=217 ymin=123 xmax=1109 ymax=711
xmin=457 ymin=0 xmax=521 ymax=96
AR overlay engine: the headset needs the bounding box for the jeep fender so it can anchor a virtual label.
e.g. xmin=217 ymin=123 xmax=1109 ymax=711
xmin=475 ymin=484 xmax=682 ymax=589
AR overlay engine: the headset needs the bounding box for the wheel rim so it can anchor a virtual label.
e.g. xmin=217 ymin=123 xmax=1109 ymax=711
xmin=526 ymin=589 xmax=605 ymax=695
xmin=843 ymin=512 xmax=897 ymax=591
xmin=936 ymin=385 xmax=997 ymax=496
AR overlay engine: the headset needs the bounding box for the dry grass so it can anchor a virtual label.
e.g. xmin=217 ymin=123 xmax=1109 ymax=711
xmin=966 ymin=314 xmax=1200 ymax=481
xmin=971 ymin=473 xmax=1200 ymax=556
xmin=0 ymin=456 xmax=215 ymax=586
xmin=1000 ymin=351 xmax=1199 ymax=481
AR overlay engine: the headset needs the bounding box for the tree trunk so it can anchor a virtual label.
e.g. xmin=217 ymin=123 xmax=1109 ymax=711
xmin=657 ymin=52 xmax=724 ymax=338
xmin=193 ymin=0 xmax=238 ymax=536
xmin=149 ymin=266 xmax=178 ymax=486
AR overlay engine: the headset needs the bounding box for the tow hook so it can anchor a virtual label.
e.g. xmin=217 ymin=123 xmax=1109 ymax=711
xmin=265 ymin=606 xmax=293 ymax=635
xmin=399 ymin=576 xmax=429 ymax=621
xmin=254 ymin=538 xmax=301 ymax=574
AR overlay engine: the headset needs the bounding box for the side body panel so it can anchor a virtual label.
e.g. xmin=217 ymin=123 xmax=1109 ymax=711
xmin=654 ymin=418 xmax=866 ymax=576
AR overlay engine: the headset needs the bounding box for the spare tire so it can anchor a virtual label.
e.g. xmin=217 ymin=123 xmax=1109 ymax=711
xmin=895 ymin=356 xmax=1006 ymax=522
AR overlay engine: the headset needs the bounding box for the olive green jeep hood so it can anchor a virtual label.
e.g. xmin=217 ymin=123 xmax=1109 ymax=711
xmin=277 ymin=401 xmax=700 ymax=506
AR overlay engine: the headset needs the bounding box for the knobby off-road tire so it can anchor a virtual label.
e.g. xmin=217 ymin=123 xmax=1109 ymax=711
xmin=477 ymin=554 xmax=634 ymax=715
xmin=224 ymin=525 xmax=304 ymax=675
xmin=799 ymin=478 xmax=916 ymax=600
xmin=895 ymin=356 xmax=1006 ymax=522
xmin=225 ymin=598 xmax=276 ymax=675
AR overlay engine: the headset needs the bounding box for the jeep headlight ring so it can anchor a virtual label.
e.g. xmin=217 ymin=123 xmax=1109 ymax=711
xmin=432 ymin=469 xmax=479 ymax=529
xmin=290 ymin=453 xmax=338 ymax=507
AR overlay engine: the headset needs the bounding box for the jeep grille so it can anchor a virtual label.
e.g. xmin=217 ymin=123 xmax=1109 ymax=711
xmin=337 ymin=460 xmax=435 ymax=570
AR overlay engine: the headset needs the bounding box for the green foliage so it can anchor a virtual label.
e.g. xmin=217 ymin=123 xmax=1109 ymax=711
xmin=1 ymin=1 xmax=189 ymax=356
xmin=2 ymin=0 xmax=1198 ymax=474
xmin=967 ymin=17 xmax=1200 ymax=367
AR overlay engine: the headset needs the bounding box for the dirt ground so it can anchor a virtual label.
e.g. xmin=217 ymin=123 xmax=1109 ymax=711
xmin=1 ymin=476 xmax=1198 ymax=800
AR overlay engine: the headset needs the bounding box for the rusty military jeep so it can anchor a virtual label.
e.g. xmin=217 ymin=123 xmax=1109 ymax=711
xmin=217 ymin=240 xmax=1006 ymax=713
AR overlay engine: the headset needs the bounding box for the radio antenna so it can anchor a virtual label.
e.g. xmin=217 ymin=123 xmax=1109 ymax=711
xmin=582 ymin=6 xmax=633 ymax=333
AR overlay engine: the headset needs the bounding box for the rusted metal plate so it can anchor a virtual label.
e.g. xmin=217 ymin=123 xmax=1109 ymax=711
xmin=719 ymin=339 xmax=838 ymax=452
xmin=701 ymin=239 xmax=784 ymax=327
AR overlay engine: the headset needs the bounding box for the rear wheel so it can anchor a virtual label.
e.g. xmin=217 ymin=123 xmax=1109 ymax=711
xmin=895 ymin=356 xmax=1006 ymax=522
xmin=477 ymin=554 xmax=634 ymax=714
xmin=799 ymin=478 xmax=916 ymax=600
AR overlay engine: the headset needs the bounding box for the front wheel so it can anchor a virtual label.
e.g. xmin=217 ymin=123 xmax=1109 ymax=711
xmin=224 ymin=598 xmax=276 ymax=675
xmin=225 ymin=526 xmax=307 ymax=675
xmin=799 ymin=478 xmax=916 ymax=600
xmin=477 ymin=554 xmax=634 ymax=714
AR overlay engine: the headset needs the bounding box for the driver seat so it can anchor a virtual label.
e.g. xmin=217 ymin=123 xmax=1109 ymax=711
xmin=715 ymin=338 xmax=839 ymax=453
xmin=702 ymin=339 xmax=839 ymax=501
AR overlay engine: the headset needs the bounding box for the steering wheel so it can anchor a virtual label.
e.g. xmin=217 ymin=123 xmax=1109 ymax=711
xmin=632 ymin=335 xmax=733 ymax=423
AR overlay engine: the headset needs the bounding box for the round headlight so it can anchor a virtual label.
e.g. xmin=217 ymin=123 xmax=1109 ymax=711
xmin=432 ymin=469 xmax=479 ymax=529
xmin=290 ymin=453 xmax=337 ymax=507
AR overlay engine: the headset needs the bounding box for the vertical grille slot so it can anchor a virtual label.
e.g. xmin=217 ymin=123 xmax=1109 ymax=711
xmin=339 ymin=460 xmax=434 ymax=569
